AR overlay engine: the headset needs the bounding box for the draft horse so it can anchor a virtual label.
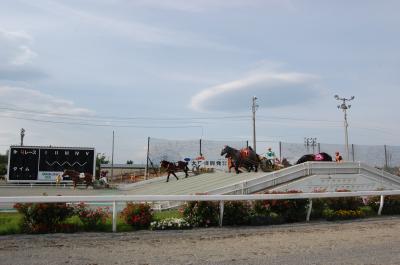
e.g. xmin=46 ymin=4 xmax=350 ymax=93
xmin=62 ymin=169 xmax=94 ymax=189
xmin=296 ymin=152 xmax=333 ymax=164
xmin=160 ymin=160 xmax=189 ymax=182
xmin=221 ymin=145 xmax=260 ymax=174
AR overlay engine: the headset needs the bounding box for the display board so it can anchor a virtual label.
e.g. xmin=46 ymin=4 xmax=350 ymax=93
xmin=8 ymin=146 xmax=95 ymax=182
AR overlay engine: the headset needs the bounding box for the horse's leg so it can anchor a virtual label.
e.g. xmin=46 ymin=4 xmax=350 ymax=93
xmin=235 ymin=161 xmax=240 ymax=174
xmin=184 ymin=167 xmax=189 ymax=178
xmin=166 ymin=172 xmax=170 ymax=182
xmin=172 ymin=171 xmax=179 ymax=180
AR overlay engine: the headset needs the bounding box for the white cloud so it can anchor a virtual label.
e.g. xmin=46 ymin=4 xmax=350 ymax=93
xmin=0 ymin=28 xmax=45 ymax=80
xmin=0 ymin=86 xmax=93 ymax=116
xmin=131 ymin=0 xmax=295 ymax=12
xmin=27 ymin=1 xmax=237 ymax=51
xmin=0 ymin=28 xmax=37 ymax=66
xmin=190 ymin=71 xmax=320 ymax=112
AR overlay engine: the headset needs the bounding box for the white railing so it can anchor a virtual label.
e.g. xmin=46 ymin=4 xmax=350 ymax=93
xmin=2 ymin=190 xmax=400 ymax=232
xmin=209 ymin=162 xmax=400 ymax=195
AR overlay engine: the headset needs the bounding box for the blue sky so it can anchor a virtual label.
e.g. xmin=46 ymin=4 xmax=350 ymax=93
xmin=0 ymin=0 xmax=399 ymax=163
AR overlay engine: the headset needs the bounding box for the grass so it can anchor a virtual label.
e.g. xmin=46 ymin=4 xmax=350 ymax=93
xmin=0 ymin=212 xmax=22 ymax=235
xmin=153 ymin=210 xmax=183 ymax=221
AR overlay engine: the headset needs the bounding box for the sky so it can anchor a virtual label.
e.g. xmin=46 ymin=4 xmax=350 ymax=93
xmin=0 ymin=0 xmax=399 ymax=163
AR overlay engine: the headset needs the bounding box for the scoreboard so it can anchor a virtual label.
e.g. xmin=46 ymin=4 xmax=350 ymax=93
xmin=7 ymin=146 xmax=95 ymax=182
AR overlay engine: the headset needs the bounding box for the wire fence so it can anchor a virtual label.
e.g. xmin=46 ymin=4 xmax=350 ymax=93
xmin=147 ymin=137 xmax=400 ymax=171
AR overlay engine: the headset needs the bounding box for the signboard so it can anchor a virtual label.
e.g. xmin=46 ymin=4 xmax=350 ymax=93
xmin=8 ymin=146 xmax=95 ymax=182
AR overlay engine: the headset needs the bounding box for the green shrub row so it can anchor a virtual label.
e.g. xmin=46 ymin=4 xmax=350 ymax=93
xmin=10 ymin=193 xmax=400 ymax=234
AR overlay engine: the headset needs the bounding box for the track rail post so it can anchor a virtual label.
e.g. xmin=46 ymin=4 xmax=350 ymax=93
xmin=112 ymin=201 xmax=117 ymax=232
xmin=378 ymin=195 xmax=385 ymax=215
xmin=306 ymin=199 xmax=312 ymax=222
xmin=219 ymin=201 xmax=224 ymax=227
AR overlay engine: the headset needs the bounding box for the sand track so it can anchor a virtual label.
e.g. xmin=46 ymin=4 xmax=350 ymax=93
xmin=1 ymin=217 xmax=400 ymax=265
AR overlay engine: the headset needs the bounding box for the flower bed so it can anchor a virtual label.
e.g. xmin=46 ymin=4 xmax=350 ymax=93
xmin=323 ymin=209 xmax=365 ymax=221
xmin=150 ymin=218 xmax=191 ymax=230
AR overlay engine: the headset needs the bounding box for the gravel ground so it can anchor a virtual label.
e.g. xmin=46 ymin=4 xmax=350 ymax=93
xmin=1 ymin=217 xmax=400 ymax=265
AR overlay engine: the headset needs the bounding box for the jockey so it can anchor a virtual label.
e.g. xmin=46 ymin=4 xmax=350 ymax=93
xmin=335 ymin=152 xmax=343 ymax=163
xmin=264 ymin=147 xmax=276 ymax=161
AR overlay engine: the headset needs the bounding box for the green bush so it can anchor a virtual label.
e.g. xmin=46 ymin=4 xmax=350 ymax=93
xmin=324 ymin=189 xmax=364 ymax=211
xmin=359 ymin=206 xmax=376 ymax=217
xmin=121 ymin=203 xmax=152 ymax=229
xmin=248 ymin=212 xmax=284 ymax=226
xmin=368 ymin=195 xmax=400 ymax=215
xmin=74 ymin=203 xmax=110 ymax=230
xmin=310 ymin=198 xmax=327 ymax=219
xmin=255 ymin=190 xmax=309 ymax=223
xmin=223 ymin=201 xmax=251 ymax=226
xmin=182 ymin=201 xmax=219 ymax=227
xmin=14 ymin=203 xmax=75 ymax=233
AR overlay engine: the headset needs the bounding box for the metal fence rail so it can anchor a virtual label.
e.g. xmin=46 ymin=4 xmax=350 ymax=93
xmin=2 ymin=190 xmax=400 ymax=232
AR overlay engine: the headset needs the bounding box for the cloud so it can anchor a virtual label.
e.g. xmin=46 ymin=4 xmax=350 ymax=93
xmin=0 ymin=28 xmax=46 ymax=81
xmin=26 ymin=1 xmax=237 ymax=51
xmin=130 ymin=0 xmax=295 ymax=12
xmin=0 ymin=29 xmax=36 ymax=66
xmin=190 ymin=71 xmax=320 ymax=112
xmin=0 ymin=86 xmax=93 ymax=116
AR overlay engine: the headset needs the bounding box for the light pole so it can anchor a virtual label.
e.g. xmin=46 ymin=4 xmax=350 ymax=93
xmin=20 ymin=128 xmax=25 ymax=146
xmin=334 ymin=95 xmax=355 ymax=160
xmin=252 ymin=96 xmax=258 ymax=153
xmin=304 ymin=137 xmax=317 ymax=154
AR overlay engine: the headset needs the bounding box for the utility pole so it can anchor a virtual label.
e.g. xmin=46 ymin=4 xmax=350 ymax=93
xmin=111 ymin=130 xmax=115 ymax=180
xmin=304 ymin=137 xmax=317 ymax=154
xmin=252 ymin=96 xmax=258 ymax=153
xmin=20 ymin=128 xmax=25 ymax=146
xmin=334 ymin=95 xmax=355 ymax=161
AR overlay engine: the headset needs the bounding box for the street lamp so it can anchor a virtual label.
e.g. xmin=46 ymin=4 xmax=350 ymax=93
xmin=252 ymin=96 xmax=258 ymax=153
xmin=20 ymin=128 xmax=25 ymax=146
xmin=304 ymin=137 xmax=317 ymax=154
xmin=334 ymin=95 xmax=355 ymax=160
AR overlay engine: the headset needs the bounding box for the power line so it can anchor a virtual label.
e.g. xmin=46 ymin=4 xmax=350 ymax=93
xmin=0 ymin=114 xmax=204 ymax=129
xmin=0 ymin=106 xmax=249 ymax=121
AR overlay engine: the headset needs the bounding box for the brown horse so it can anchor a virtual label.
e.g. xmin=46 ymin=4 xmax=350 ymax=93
xmin=160 ymin=160 xmax=189 ymax=182
xmin=62 ymin=170 xmax=94 ymax=189
xmin=221 ymin=145 xmax=260 ymax=174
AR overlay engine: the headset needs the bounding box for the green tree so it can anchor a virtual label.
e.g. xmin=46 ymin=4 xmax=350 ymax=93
xmin=96 ymin=153 xmax=109 ymax=177
xmin=0 ymin=152 xmax=8 ymax=176
xmin=126 ymin=160 xmax=133 ymax=165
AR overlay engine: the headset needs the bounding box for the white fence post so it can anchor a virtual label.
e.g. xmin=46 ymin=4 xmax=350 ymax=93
xmin=378 ymin=195 xmax=385 ymax=216
xmin=219 ymin=201 xmax=224 ymax=227
xmin=306 ymin=199 xmax=312 ymax=222
xmin=112 ymin=201 xmax=117 ymax=232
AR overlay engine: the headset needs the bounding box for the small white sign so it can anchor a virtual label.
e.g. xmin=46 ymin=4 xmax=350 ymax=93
xmin=38 ymin=171 xmax=62 ymax=181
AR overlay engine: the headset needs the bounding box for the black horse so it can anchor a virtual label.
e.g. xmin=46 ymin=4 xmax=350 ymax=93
xmin=160 ymin=160 xmax=189 ymax=182
xmin=296 ymin=152 xmax=333 ymax=164
xmin=221 ymin=145 xmax=260 ymax=174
